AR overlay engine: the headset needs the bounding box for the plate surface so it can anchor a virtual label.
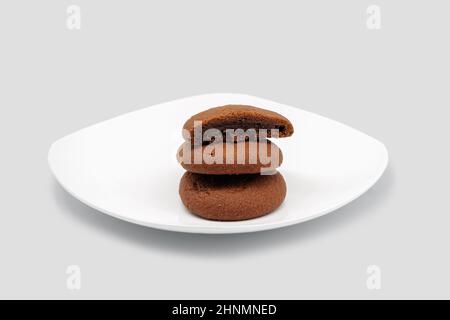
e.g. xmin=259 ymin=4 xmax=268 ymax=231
xmin=48 ymin=94 xmax=388 ymax=234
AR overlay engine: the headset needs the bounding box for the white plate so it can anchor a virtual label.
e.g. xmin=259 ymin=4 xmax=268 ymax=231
xmin=48 ymin=93 xmax=388 ymax=234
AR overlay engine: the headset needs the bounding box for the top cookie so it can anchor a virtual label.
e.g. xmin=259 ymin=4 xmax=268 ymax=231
xmin=183 ymin=105 xmax=294 ymax=144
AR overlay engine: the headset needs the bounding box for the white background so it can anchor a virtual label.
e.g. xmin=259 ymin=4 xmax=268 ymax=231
xmin=0 ymin=1 xmax=449 ymax=298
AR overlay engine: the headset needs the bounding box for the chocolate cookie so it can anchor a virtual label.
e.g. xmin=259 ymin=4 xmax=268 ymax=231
xmin=177 ymin=139 xmax=283 ymax=175
xmin=179 ymin=171 xmax=287 ymax=221
xmin=183 ymin=105 xmax=294 ymax=144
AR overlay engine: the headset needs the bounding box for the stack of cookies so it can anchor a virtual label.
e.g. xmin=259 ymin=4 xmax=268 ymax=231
xmin=177 ymin=105 xmax=294 ymax=221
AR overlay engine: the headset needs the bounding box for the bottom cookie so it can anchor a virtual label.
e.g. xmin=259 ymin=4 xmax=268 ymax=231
xmin=179 ymin=171 xmax=286 ymax=221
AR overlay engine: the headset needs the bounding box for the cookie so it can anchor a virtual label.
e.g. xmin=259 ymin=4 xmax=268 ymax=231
xmin=177 ymin=139 xmax=283 ymax=175
xmin=183 ymin=105 xmax=294 ymax=144
xmin=179 ymin=171 xmax=286 ymax=221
